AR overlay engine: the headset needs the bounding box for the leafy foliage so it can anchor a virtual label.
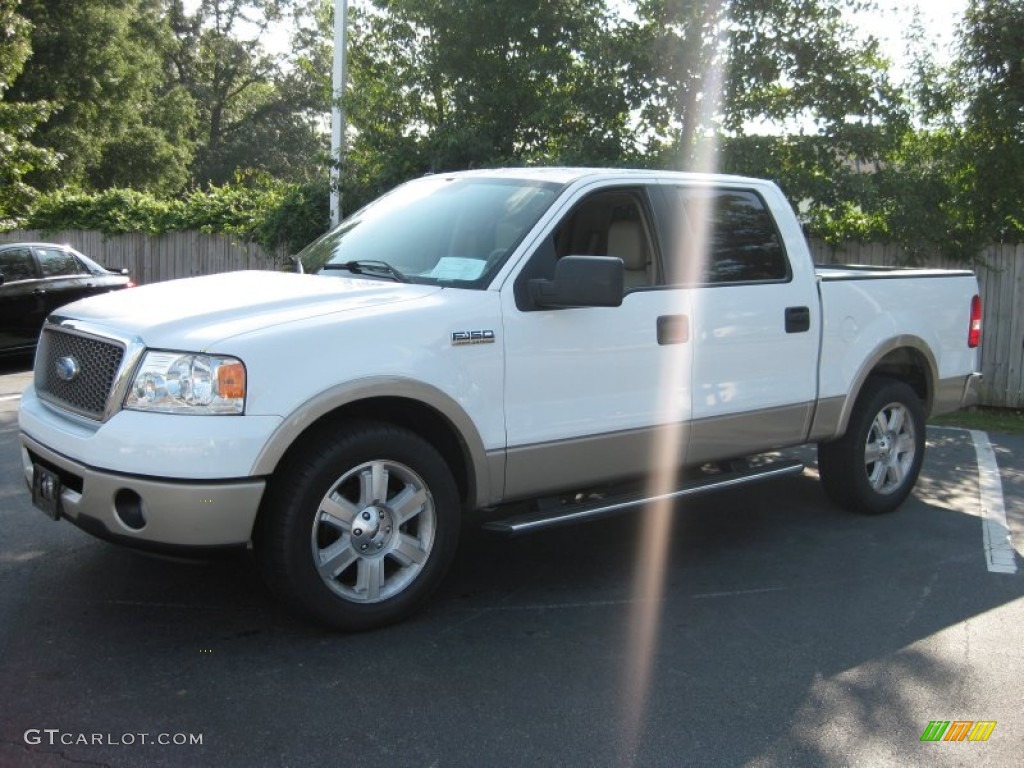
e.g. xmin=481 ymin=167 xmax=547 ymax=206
xmin=0 ymin=0 xmax=55 ymax=225
xmin=952 ymin=0 xmax=1024 ymax=243
xmin=8 ymin=0 xmax=194 ymax=193
xmin=26 ymin=188 xmax=179 ymax=235
xmin=829 ymin=0 xmax=1024 ymax=260
xmin=166 ymin=0 xmax=329 ymax=186
xmin=342 ymin=0 xmax=636 ymax=197
xmin=21 ymin=174 xmax=329 ymax=253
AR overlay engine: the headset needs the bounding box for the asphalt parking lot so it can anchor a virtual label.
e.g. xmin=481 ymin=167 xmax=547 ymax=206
xmin=1 ymin=356 xmax=1022 ymax=767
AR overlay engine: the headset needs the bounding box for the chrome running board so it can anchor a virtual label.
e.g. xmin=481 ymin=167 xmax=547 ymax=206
xmin=483 ymin=459 xmax=804 ymax=535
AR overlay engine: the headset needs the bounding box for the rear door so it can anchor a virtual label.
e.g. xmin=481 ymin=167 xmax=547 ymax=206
xmin=656 ymin=183 xmax=820 ymax=464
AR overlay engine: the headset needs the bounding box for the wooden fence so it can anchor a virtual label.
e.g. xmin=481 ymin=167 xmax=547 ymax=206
xmin=1 ymin=229 xmax=287 ymax=285
xmin=3 ymin=230 xmax=1021 ymax=408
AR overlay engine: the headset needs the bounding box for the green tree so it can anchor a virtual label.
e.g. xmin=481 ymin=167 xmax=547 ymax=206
xmin=340 ymin=0 xmax=634 ymax=198
xmin=864 ymin=0 xmax=1024 ymax=260
xmin=0 ymin=0 xmax=54 ymax=223
xmin=9 ymin=0 xmax=195 ymax=194
xmin=537 ymin=0 xmax=912 ymax=252
xmin=952 ymin=0 xmax=1024 ymax=243
xmin=630 ymin=0 xmax=908 ymax=180
xmin=166 ymin=0 xmax=328 ymax=186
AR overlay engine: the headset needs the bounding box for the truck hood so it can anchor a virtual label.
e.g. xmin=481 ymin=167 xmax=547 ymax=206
xmin=53 ymin=270 xmax=443 ymax=348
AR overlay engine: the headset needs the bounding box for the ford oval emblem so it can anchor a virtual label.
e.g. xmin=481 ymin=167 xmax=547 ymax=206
xmin=55 ymin=356 xmax=81 ymax=382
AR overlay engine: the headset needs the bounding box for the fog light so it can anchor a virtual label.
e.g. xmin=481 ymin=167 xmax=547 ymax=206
xmin=114 ymin=489 xmax=147 ymax=531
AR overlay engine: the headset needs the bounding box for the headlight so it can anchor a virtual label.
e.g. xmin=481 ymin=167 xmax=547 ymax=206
xmin=124 ymin=352 xmax=246 ymax=415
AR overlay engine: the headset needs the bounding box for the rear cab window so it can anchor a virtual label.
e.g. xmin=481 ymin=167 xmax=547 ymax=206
xmin=658 ymin=186 xmax=790 ymax=285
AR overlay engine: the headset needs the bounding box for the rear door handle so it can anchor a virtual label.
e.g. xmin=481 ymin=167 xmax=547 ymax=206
xmin=657 ymin=315 xmax=689 ymax=345
xmin=785 ymin=306 xmax=810 ymax=334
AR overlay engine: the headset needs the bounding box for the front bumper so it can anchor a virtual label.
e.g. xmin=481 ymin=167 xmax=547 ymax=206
xmin=22 ymin=433 xmax=265 ymax=549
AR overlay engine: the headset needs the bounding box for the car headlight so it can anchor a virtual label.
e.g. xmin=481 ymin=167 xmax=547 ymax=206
xmin=124 ymin=352 xmax=246 ymax=415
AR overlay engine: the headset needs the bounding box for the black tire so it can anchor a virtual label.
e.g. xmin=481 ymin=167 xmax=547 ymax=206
xmin=818 ymin=377 xmax=926 ymax=515
xmin=255 ymin=421 xmax=460 ymax=631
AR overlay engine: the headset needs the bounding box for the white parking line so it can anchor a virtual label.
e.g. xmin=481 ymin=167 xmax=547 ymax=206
xmin=969 ymin=429 xmax=1018 ymax=574
xmin=0 ymin=394 xmax=21 ymax=402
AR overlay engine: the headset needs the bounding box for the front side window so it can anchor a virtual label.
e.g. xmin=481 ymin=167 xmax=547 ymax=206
xmin=553 ymin=188 xmax=660 ymax=289
xmin=0 ymin=248 xmax=37 ymax=283
xmin=513 ymin=186 xmax=661 ymax=310
xmin=665 ymin=187 xmax=788 ymax=285
xmin=301 ymin=176 xmax=561 ymax=288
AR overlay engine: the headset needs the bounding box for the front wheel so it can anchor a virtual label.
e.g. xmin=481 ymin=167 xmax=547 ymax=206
xmin=256 ymin=422 xmax=460 ymax=631
xmin=818 ymin=377 xmax=926 ymax=515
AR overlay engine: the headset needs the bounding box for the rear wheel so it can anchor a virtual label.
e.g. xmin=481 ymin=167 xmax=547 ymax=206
xmin=256 ymin=422 xmax=460 ymax=630
xmin=818 ymin=377 xmax=925 ymax=515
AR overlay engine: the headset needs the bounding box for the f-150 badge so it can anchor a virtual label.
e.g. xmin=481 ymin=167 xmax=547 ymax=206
xmin=451 ymin=330 xmax=496 ymax=346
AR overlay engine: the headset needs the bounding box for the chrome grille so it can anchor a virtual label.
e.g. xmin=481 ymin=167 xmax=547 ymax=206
xmin=35 ymin=328 xmax=126 ymax=420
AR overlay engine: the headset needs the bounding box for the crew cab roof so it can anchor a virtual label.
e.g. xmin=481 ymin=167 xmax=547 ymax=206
xmin=426 ymin=167 xmax=774 ymax=188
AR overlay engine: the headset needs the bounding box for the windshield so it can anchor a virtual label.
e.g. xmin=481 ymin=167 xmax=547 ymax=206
xmin=300 ymin=176 xmax=561 ymax=287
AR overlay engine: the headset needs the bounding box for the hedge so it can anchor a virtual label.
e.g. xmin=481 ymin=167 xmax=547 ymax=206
xmin=10 ymin=173 xmax=330 ymax=255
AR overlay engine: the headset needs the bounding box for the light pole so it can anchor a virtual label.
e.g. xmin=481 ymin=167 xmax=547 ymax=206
xmin=330 ymin=0 xmax=348 ymax=227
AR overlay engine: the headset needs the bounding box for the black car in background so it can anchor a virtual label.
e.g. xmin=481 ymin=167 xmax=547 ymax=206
xmin=0 ymin=242 xmax=134 ymax=355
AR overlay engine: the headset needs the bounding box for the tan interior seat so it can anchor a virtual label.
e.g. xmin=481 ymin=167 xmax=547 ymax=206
xmin=606 ymin=219 xmax=649 ymax=289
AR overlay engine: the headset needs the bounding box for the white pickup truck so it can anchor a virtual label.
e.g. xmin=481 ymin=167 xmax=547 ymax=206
xmin=19 ymin=168 xmax=982 ymax=629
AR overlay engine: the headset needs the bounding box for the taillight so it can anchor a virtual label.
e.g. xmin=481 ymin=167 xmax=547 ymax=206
xmin=968 ymin=294 xmax=982 ymax=348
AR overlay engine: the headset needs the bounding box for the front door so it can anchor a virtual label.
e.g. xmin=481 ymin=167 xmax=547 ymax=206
xmin=501 ymin=184 xmax=693 ymax=499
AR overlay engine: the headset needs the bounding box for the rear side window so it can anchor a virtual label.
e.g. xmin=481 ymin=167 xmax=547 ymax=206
xmin=36 ymin=247 xmax=81 ymax=278
xmin=73 ymin=254 xmax=104 ymax=275
xmin=665 ymin=187 xmax=788 ymax=284
xmin=0 ymin=247 xmax=37 ymax=282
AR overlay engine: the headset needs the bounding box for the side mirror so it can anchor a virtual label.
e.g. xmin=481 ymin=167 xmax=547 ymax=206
xmin=529 ymin=255 xmax=623 ymax=309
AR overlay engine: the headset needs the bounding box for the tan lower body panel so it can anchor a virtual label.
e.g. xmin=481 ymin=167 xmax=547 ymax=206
xmin=503 ymin=403 xmax=814 ymax=501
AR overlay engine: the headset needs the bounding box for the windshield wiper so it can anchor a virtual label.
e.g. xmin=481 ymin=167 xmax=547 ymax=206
xmin=321 ymin=259 xmax=409 ymax=283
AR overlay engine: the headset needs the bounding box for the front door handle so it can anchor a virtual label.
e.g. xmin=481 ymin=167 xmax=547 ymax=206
xmin=785 ymin=306 xmax=810 ymax=334
xmin=657 ymin=315 xmax=689 ymax=345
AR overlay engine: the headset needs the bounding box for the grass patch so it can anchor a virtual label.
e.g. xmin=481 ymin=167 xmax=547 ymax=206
xmin=930 ymin=407 xmax=1024 ymax=435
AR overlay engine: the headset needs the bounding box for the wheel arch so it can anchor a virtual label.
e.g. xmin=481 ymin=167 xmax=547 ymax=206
xmin=251 ymin=377 xmax=498 ymax=511
xmin=827 ymin=336 xmax=937 ymax=439
xmin=817 ymin=375 xmax=927 ymax=515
